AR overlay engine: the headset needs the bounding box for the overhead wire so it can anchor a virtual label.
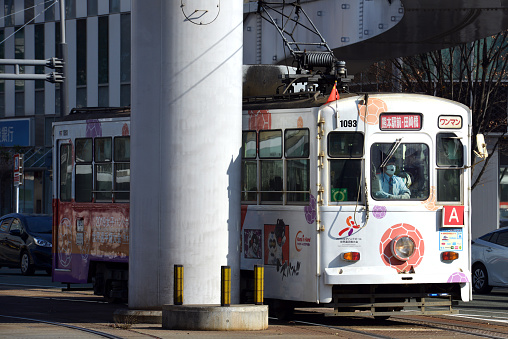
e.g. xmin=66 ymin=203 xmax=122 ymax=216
xmin=0 ymin=0 xmax=58 ymax=46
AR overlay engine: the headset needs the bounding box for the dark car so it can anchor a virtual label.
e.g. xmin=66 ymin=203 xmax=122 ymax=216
xmin=0 ymin=213 xmax=52 ymax=275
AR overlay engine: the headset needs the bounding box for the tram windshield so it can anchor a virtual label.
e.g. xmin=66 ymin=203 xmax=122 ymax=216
xmin=371 ymin=143 xmax=429 ymax=200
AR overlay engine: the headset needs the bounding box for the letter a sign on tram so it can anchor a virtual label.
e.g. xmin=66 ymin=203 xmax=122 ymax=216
xmin=443 ymin=206 xmax=464 ymax=227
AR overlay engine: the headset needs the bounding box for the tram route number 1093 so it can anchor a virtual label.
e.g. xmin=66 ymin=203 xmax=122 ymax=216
xmin=339 ymin=120 xmax=358 ymax=128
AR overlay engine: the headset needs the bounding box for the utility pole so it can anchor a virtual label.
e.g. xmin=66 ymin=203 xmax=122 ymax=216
xmin=59 ymin=0 xmax=69 ymax=117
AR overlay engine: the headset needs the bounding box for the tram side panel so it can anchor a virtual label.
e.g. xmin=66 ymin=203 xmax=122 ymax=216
xmin=240 ymin=108 xmax=320 ymax=303
xmin=52 ymin=117 xmax=130 ymax=300
xmin=241 ymin=94 xmax=472 ymax=315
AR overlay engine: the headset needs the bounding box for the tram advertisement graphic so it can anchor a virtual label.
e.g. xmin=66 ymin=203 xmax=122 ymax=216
xmin=264 ymin=219 xmax=289 ymax=266
xmin=244 ymin=229 xmax=262 ymax=259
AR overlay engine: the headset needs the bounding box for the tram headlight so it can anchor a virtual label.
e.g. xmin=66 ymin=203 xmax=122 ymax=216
xmin=391 ymin=235 xmax=416 ymax=261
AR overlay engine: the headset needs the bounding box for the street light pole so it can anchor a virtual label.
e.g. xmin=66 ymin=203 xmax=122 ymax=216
xmin=59 ymin=0 xmax=69 ymax=116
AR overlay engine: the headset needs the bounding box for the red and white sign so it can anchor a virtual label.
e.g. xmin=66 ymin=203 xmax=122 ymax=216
xmin=438 ymin=115 xmax=462 ymax=129
xmin=13 ymin=153 xmax=20 ymax=186
xmin=442 ymin=205 xmax=464 ymax=227
xmin=379 ymin=114 xmax=422 ymax=130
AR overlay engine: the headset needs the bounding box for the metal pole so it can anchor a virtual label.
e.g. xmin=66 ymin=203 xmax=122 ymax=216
xmin=15 ymin=186 xmax=19 ymax=213
xmin=174 ymin=265 xmax=183 ymax=305
xmin=59 ymin=0 xmax=69 ymax=116
xmin=254 ymin=265 xmax=264 ymax=305
xmin=221 ymin=266 xmax=231 ymax=307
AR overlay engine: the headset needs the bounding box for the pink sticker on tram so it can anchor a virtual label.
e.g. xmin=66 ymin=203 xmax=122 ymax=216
xmin=379 ymin=223 xmax=425 ymax=273
xmin=447 ymin=272 xmax=469 ymax=283
xmin=304 ymin=194 xmax=317 ymax=224
xmin=372 ymin=205 xmax=387 ymax=219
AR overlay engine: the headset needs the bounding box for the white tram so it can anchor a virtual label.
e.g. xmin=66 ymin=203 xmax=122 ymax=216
xmin=241 ymin=92 xmax=477 ymax=317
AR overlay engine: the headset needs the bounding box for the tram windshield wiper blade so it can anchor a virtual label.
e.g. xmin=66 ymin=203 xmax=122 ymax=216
xmin=380 ymin=138 xmax=403 ymax=168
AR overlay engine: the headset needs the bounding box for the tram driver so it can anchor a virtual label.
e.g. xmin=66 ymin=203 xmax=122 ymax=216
xmin=374 ymin=160 xmax=410 ymax=199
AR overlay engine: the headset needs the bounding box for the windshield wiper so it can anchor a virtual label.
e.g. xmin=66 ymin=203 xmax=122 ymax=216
xmin=380 ymin=138 xmax=402 ymax=168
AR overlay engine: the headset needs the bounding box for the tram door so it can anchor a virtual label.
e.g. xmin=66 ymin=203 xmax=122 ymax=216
xmin=54 ymin=140 xmax=73 ymax=270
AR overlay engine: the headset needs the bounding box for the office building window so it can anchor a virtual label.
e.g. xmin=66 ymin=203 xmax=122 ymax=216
xmin=110 ymin=0 xmax=120 ymax=13
xmin=4 ymin=0 xmax=14 ymax=26
xmin=98 ymin=16 xmax=109 ymax=106
xmin=76 ymin=19 xmax=86 ymax=107
xmin=66 ymin=0 xmax=76 ymax=19
xmin=35 ymin=24 xmax=45 ymax=115
xmin=120 ymin=13 xmax=131 ymax=106
xmin=87 ymin=0 xmax=98 ymax=16
xmin=15 ymin=28 xmax=24 ymax=116
xmin=25 ymin=0 xmax=35 ymax=24
xmin=98 ymin=16 xmax=108 ymax=84
xmin=45 ymin=0 xmax=55 ymax=21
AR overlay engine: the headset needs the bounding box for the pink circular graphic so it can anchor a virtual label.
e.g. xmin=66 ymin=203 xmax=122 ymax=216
xmin=379 ymin=223 xmax=424 ymax=272
xmin=304 ymin=194 xmax=317 ymax=224
xmin=86 ymin=119 xmax=103 ymax=138
xmin=372 ymin=205 xmax=387 ymax=219
xmin=358 ymin=98 xmax=387 ymax=125
xmin=447 ymin=272 xmax=469 ymax=283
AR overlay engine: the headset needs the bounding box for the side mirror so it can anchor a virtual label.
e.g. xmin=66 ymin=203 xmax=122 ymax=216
xmin=475 ymin=134 xmax=488 ymax=159
xmin=9 ymin=229 xmax=21 ymax=236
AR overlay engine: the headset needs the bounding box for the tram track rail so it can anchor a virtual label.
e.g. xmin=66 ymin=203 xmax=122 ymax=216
xmin=284 ymin=309 xmax=508 ymax=338
xmin=0 ymin=314 xmax=126 ymax=339
xmin=392 ymin=315 xmax=508 ymax=339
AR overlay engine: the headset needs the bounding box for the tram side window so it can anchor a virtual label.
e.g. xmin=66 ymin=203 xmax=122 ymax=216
xmin=95 ymin=137 xmax=113 ymax=202
xmin=436 ymin=133 xmax=463 ymax=202
xmin=371 ymin=143 xmax=429 ymax=200
xmin=241 ymin=131 xmax=257 ymax=203
xmin=114 ymin=136 xmax=130 ymax=201
xmin=75 ymin=138 xmax=93 ymax=202
xmin=60 ymin=144 xmax=73 ymax=202
xmin=328 ymin=132 xmax=363 ymax=202
xmin=259 ymin=130 xmax=283 ymax=204
xmin=286 ymin=129 xmax=310 ymax=203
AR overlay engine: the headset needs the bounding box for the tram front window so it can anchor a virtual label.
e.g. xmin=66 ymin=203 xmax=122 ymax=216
xmin=328 ymin=132 xmax=364 ymax=203
xmin=371 ymin=143 xmax=429 ymax=200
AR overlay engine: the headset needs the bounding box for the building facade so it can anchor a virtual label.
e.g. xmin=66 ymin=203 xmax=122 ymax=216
xmin=0 ymin=0 xmax=506 ymax=241
xmin=0 ymin=0 xmax=131 ymax=214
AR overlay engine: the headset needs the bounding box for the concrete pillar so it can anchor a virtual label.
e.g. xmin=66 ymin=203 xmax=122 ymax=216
xmin=130 ymin=0 xmax=242 ymax=309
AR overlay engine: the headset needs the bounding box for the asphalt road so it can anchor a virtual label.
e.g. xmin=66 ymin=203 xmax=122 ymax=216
xmin=2 ymin=266 xmax=508 ymax=338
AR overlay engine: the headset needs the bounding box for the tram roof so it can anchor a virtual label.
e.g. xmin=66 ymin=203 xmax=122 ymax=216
xmin=58 ymin=107 xmax=131 ymax=122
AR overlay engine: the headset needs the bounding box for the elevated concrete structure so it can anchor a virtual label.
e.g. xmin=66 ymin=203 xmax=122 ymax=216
xmin=336 ymin=0 xmax=508 ymax=72
xmin=130 ymin=0 xmax=242 ymax=311
xmin=243 ymin=0 xmax=508 ymax=73
xmin=162 ymin=305 xmax=268 ymax=331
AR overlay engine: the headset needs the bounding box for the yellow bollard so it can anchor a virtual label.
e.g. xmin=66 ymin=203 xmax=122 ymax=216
xmin=254 ymin=265 xmax=264 ymax=305
xmin=174 ymin=265 xmax=183 ymax=305
xmin=221 ymin=265 xmax=231 ymax=307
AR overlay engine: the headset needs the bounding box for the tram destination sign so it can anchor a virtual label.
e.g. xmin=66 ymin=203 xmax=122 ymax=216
xmin=438 ymin=115 xmax=462 ymax=129
xmin=379 ymin=113 xmax=422 ymax=131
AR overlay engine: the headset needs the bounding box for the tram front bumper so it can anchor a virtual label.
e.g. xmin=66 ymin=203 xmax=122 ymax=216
xmin=324 ymin=266 xmax=471 ymax=286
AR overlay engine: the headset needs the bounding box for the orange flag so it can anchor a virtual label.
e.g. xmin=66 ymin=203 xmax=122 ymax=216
xmin=326 ymin=81 xmax=339 ymax=104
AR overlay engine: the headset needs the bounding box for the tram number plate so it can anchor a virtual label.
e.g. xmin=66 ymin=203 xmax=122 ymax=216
xmin=339 ymin=120 xmax=357 ymax=128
